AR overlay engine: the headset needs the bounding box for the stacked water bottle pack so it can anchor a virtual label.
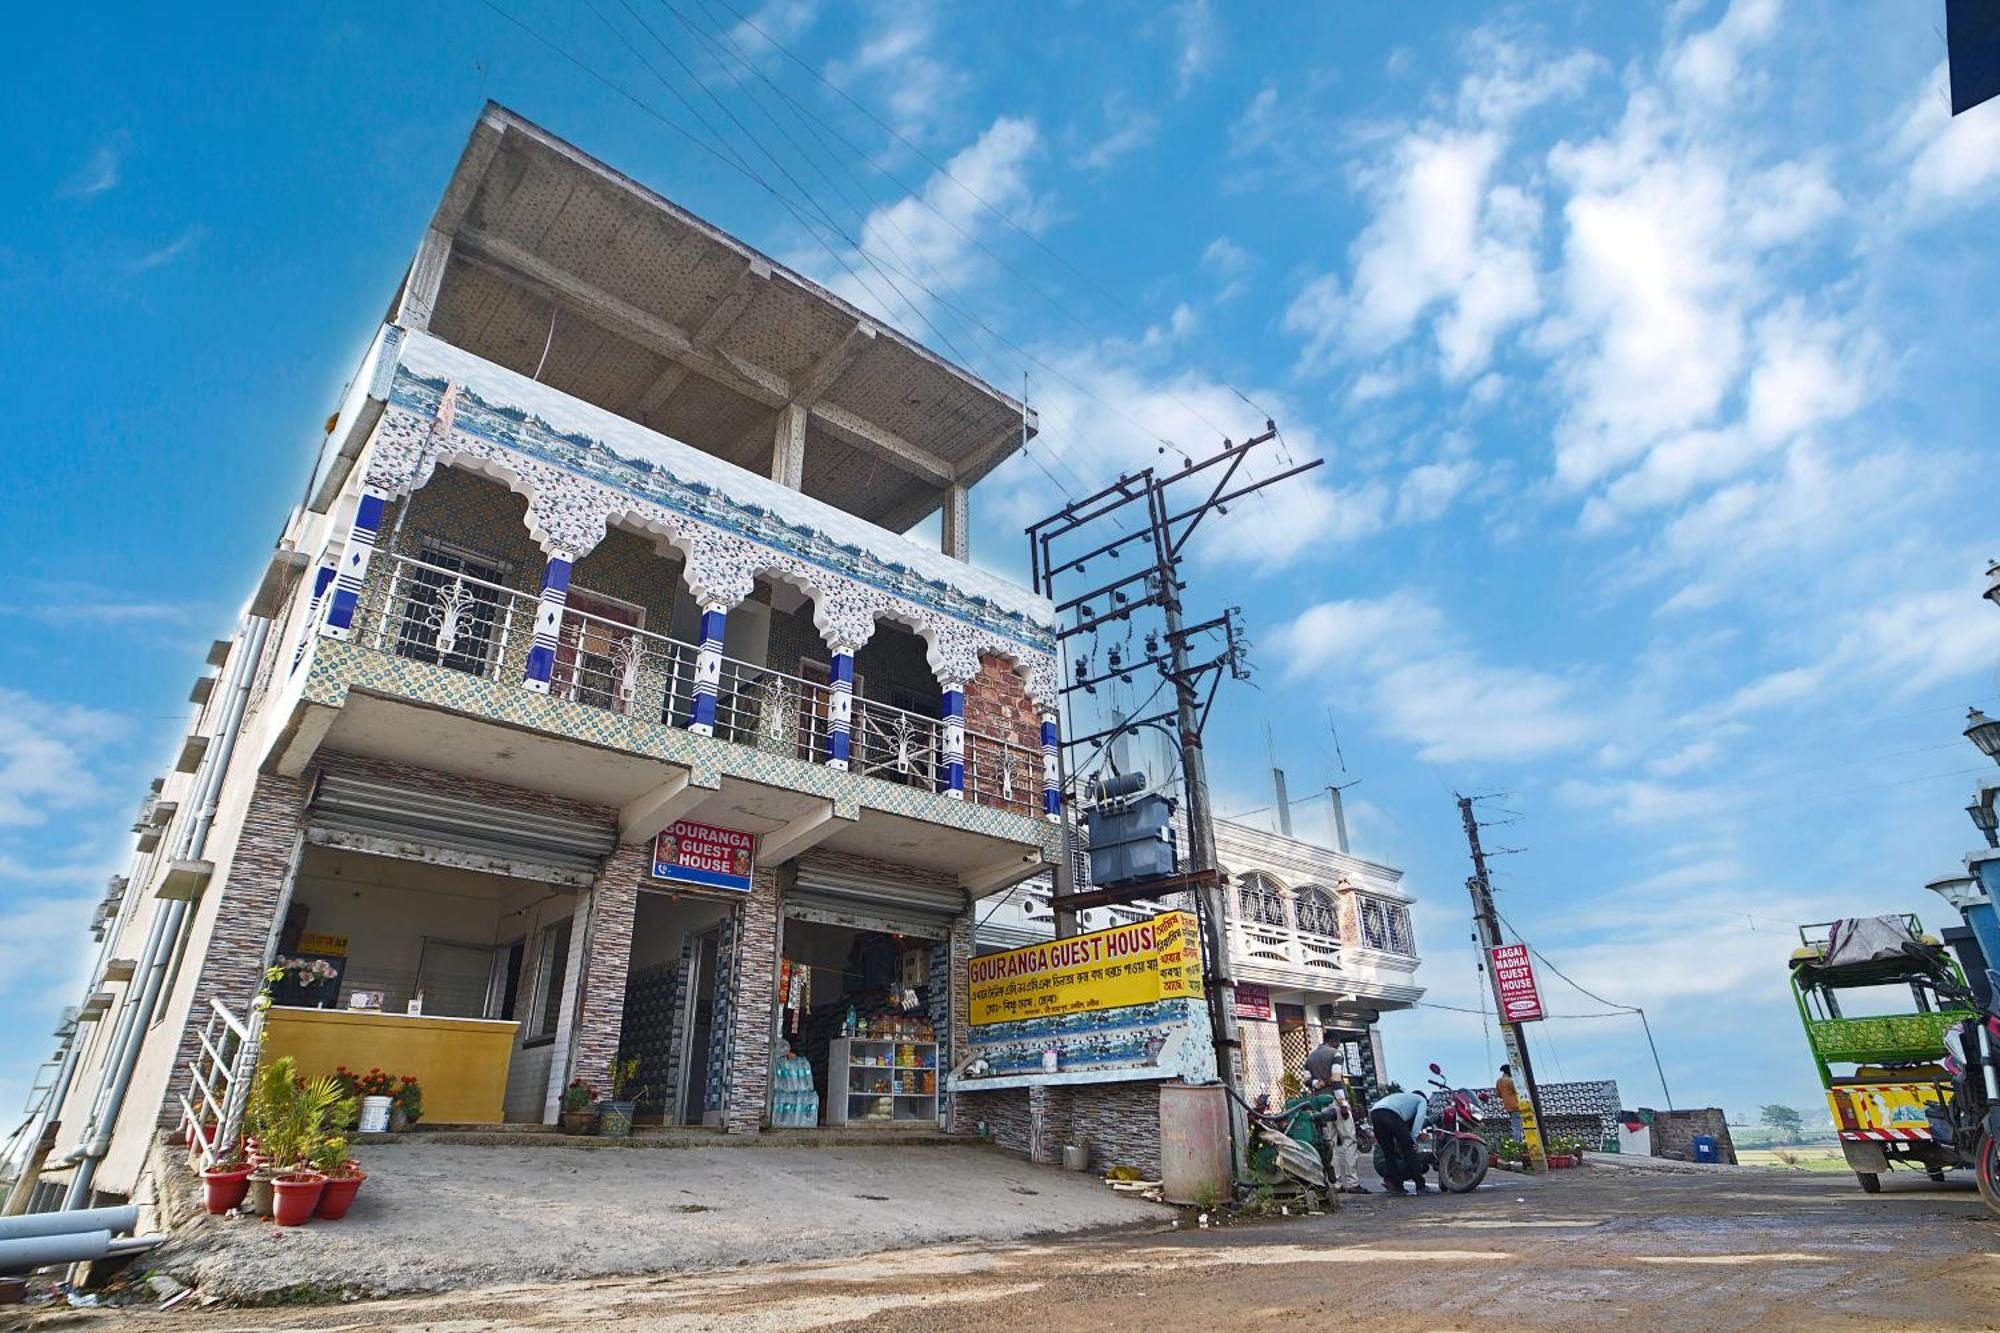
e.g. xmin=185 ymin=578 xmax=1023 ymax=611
xmin=771 ymin=1043 xmax=821 ymax=1128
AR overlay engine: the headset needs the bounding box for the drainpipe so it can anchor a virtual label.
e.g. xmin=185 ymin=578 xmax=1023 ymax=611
xmin=62 ymin=616 xmax=270 ymax=1209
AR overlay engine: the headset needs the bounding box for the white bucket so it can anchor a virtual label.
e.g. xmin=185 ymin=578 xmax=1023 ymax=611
xmin=359 ymin=1095 xmax=393 ymax=1134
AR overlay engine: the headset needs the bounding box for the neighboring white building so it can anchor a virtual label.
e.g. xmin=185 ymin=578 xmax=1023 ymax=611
xmin=975 ymin=807 xmax=1423 ymax=1104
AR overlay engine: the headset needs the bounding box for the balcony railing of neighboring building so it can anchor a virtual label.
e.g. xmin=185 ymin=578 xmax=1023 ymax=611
xmin=1229 ymin=872 xmax=1418 ymax=976
xmin=364 ymin=552 xmax=1042 ymax=816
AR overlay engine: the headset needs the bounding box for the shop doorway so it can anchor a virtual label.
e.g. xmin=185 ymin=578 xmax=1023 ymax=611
xmin=618 ymin=890 xmax=736 ymax=1127
xmin=775 ymin=915 xmax=944 ymax=1128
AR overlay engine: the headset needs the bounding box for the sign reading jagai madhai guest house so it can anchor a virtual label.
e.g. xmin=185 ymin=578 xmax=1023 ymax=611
xmin=651 ymin=820 xmax=755 ymax=893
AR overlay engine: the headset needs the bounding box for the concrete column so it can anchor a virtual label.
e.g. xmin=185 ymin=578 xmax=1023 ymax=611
xmin=721 ymin=865 xmax=783 ymax=1134
xmin=942 ymin=482 xmax=969 ymax=561
xmin=770 ymin=403 xmax=807 ymax=490
xmin=522 ymin=552 xmax=575 ymax=694
xmin=826 ymin=649 xmax=856 ymax=769
xmin=1041 ymin=712 xmax=1061 ymax=821
xmin=941 ymin=683 xmax=967 ymax=799
xmin=319 ymin=487 xmax=390 ymax=640
xmin=688 ymin=603 xmax=730 ymax=735
xmin=561 ymin=841 xmax=648 ymax=1114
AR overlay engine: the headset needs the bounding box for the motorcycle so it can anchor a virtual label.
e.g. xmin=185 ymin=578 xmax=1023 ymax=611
xmin=1920 ymin=945 xmax=2000 ymax=1215
xmin=1368 ymin=1062 xmax=1492 ymax=1193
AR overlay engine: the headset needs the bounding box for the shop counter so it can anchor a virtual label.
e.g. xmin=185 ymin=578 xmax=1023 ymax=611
xmin=261 ymin=1007 xmax=519 ymax=1124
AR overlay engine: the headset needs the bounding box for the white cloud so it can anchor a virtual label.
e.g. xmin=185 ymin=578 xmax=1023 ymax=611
xmin=1073 ymin=94 xmax=1159 ymax=172
xmin=1228 ymin=82 xmax=1280 ymax=158
xmin=1556 ymin=775 xmax=1728 ymax=827
xmin=1171 ymin=0 xmax=1218 ymax=96
xmin=57 ymin=140 xmax=123 ymax=200
xmin=722 ymin=0 xmax=819 ymax=65
xmin=1395 ymin=460 xmax=1479 ymax=523
xmin=129 ymin=226 xmax=203 ymax=273
xmin=1275 ymin=591 xmax=1597 ymax=763
xmin=1892 ymin=59 xmax=2000 ymax=215
xmin=1201 ymin=236 xmax=1251 ymax=278
xmin=1667 ymin=0 xmax=1782 ymax=104
xmin=818 ymin=116 xmax=1040 ymax=331
xmin=0 ymin=688 xmax=126 ymax=827
xmin=825 ymin=4 xmax=967 ymax=141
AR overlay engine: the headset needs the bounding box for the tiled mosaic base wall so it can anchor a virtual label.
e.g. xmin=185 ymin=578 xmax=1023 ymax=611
xmin=957 ymin=1081 xmax=1166 ymax=1178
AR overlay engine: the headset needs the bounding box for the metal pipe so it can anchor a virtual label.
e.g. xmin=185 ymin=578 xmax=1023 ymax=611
xmin=0 ymin=1205 xmax=138 ymax=1241
xmin=63 ymin=617 xmax=270 ymax=1208
xmin=0 ymin=1230 xmax=164 ymax=1273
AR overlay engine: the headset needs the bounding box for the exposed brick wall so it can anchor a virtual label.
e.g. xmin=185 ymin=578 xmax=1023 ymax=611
xmin=1645 ymin=1107 xmax=1738 ymax=1164
xmin=957 ymin=1081 xmax=1166 ymax=1177
xmin=568 ymin=841 xmax=650 ymax=1096
xmin=156 ymin=773 xmax=308 ymax=1127
xmin=963 ymin=653 xmax=1041 ymax=748
xmin=720 ymin=864 xmax=783 ymax=1133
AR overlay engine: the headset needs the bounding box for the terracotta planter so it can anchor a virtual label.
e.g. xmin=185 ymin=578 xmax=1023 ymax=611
xmin=247 ymin=1170 xmax=277 ymax=1218
xmin=1547 ymin=1154 xmax=1577 ymax=1169
xmin=314 ymin=1169 xmax=367 ymax=1220
xmin=561 ymin=1109 xmax=600 ymax=1136
xmin=272 ymin=1171 xmax=326 ymax=1226
xmin=200 ymin=1164 xmax=255 ymax=1214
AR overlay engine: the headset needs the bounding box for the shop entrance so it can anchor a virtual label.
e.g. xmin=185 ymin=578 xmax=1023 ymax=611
xmin=618 ymin=889 xmax=736 ymax=1127
xmin=775 ymin=914 xmax=946 ymax=1128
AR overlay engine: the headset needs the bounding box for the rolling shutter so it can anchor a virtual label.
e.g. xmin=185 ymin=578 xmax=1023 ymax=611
xmin=785 ymin=859 xmax=966 ymax=940
xmin=306 ymin=771 xmax=617 ymax=883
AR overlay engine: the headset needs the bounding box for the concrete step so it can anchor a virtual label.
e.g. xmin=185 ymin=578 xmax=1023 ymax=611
xmin=354 ymin=1124 xmax=973 ymax=1151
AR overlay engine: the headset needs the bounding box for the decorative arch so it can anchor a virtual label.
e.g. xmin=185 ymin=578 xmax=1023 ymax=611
xmin=1236 ymin=870 xmax=1291 ymax=930
xmin=1293 ymin=882 xmax=1340 ymax=938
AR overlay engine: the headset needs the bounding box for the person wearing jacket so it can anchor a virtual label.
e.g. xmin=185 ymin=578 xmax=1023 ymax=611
xmin=1369 ymin=1088 xmax=1430 ymax=1194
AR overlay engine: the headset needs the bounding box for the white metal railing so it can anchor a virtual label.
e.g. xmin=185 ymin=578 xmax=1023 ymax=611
xmin=178 ymin=998 xmax=263 ymax=1171
xmin=362 ymin=553 xmax=1042 ymax=813
xmin=1228 ymin=920 xmax=1345 ymax=974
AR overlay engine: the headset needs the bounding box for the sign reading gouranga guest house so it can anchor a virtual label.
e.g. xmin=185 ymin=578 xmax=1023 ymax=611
xmin=955 ymin=912 xmax=1216 ymax=1084
xmin=652 ymin=821 xmax=756 ymax=893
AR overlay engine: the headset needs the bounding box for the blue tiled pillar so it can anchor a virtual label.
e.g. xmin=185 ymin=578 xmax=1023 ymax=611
xmin=1965 ymin=853 xmax=2000 ymax=975
xmin=826 ymin=649 xmax=855 ymax=769
xmin=688 ymin=603 xmax=729 ymax=735
xmin=941 ymin=683 xmax=966 ymax=799
xmin=319 ymin=487 xmax=389 ymax=640
xmin=1041 ymin=712 xmax=1061 ymax=821
xmin=522 ymin=553 xmax=574 ymax=694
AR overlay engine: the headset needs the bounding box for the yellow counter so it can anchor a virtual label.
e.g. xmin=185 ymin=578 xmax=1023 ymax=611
xmin=261 ymin=1007 xmax=520 ymax=1125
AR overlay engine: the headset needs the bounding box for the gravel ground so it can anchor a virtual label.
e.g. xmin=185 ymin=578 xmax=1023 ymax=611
xmin=49 ymin=1154 xmax=1997 ymax=1331
xmin=140 ymin=1140 xmax=1163 ymax=1302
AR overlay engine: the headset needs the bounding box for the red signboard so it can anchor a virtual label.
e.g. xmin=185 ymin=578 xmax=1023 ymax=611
xmin=1489 ymin=943 xmax=1544 ymax=1023
xmin=1233 ymin=982 xmax=1274 ymax=1021
xmin=652 ymin=821 xmax=756 ymax=893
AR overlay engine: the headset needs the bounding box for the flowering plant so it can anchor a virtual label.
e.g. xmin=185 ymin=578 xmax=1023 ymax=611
xmin=354 ymin=1067 xmax=396 ymax=1098
xmin=278 ymin=955 xmax=339 ymax=989
xmin=562 ymin=1078 xmax=597 ymax=1112
xmin=392 ymin=1075 xmax=423 ymax=1125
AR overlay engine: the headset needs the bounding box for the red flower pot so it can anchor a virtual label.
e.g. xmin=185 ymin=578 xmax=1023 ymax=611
xmin=314 ymin=1169 xmax=367 ymax=1220
xmin=271 ymin=1172 xmax=325 ymax=1227
xmin=200 ymin=1164 xmax=254 ymax=1214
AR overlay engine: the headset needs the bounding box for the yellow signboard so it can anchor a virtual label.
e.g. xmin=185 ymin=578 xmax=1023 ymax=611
xmin=297 ymin=931 xmax=349 ymax=957
xmin=968 ymin=911 xmax=1204 ymax=1027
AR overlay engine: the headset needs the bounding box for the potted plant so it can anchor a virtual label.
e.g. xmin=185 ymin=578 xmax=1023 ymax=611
xmin=354 ymin=1067 xmax=396 ymax=1133
xmin=271 ymin=1168 xmax=326 ymax=1226
xmin=560 ymin=1079 xmax=600 ymax=1135
xmin=312 ymin=1136 xmax=367 ymax=1220
xmin=200 ymin=1152 xmax=255 ymax=1214
xmin=597 ymin=1056 xmax=641 ymax=1138
xmin=389 ymin=1075 xmax=422 ymax=1132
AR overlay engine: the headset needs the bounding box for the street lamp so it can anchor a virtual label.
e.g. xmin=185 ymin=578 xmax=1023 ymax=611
xmin=1926 ymin=874 xmax=1982 ymax=911
xmin=1966 ymin=708 xmax=2000 ymax=764
xmin=1969 ymin=794 xmax=2000 ymax=849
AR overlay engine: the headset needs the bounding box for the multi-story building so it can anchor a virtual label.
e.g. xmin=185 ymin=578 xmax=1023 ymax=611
xmin=975 ymin=809 xmax=1423 ymax=1103
xmin=19 ymin=105 xmax=1066 ymax=1209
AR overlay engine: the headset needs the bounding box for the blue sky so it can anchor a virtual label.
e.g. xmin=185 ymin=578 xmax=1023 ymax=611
xmin=3 ymin=0 xmax=1998 ymax=1126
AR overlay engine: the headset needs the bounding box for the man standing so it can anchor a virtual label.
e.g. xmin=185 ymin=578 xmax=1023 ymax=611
xmin=1495 ymin=1064 xmax=1523 ymax=1140
xmin=1324 ymin=1073 xmax=1367 ymax=1194
xmin=1303 ymin=1029 xmax=1344 ymax=1091
xmin=1368 ymin=1088 xmax=1430 ymax=1194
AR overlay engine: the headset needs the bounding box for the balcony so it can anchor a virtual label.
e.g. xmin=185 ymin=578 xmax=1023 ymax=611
xmin=358 ymin=551 xmax=1043 ymax=819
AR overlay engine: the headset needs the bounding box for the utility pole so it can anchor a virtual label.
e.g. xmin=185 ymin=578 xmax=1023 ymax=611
xmin=1458 ymin=794 xmax=1549 ymax=1174
xmin=1029 ymin=426 xmax=1322 ymax=1180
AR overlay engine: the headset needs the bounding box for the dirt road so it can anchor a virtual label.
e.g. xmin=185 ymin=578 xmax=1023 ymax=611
xmin=27 ymin=1163 xmax=1999 ymax=1332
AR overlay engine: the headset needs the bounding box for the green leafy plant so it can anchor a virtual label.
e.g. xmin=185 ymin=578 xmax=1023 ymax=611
xmin=562 ymin=1079 xmax=597 ymax=1112
xmin=609 ymin=1055 xmax=641 ymax=1103
xmin=1493 ymin=1137 xmax=1528 ymax=1163
xmin=311 ymin=1135 xmax=352 ymax=1175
